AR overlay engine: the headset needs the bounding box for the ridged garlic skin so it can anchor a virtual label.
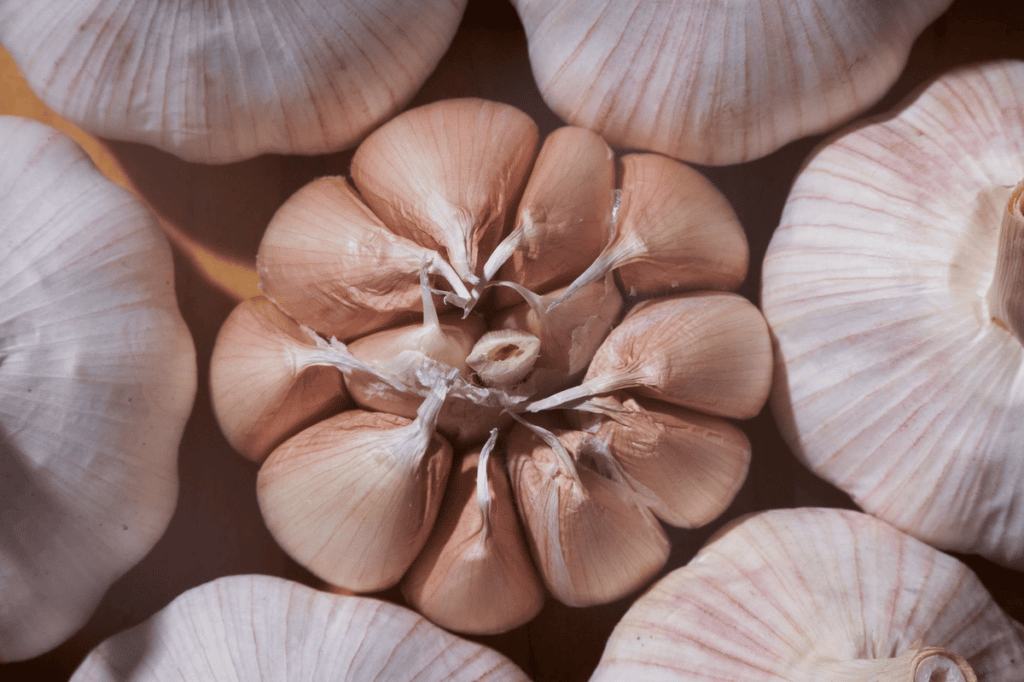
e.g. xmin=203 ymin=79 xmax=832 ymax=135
xmin=762 ymin=61 xmax=1024 ymax=568
xmin=0 ymin=0 xmax=467 ymax=163
xmin=511 ymin=0 xmax=952 ymax=165
xmin=69 ymin=575 xmax=531 ymax=682
xmin=0 ymin=117 xmax=196 ymax=660
xmin=591 ymin=508 xmax=1024 ymax=681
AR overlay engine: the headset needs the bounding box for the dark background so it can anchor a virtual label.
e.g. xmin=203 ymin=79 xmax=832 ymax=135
xmin=4 ymin=1 xmax=1023 ymax=680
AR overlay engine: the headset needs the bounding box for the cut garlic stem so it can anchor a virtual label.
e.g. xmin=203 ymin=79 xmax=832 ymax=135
xmin=808 ymin=647 xmax=975 ymax=682
xmin=466 ymin=330 xmax=541 ymax=387
xmin=986 ymin=180 xmax=1024 ymax=344
xmin=476 ymin=429 xmax=500 ymax=538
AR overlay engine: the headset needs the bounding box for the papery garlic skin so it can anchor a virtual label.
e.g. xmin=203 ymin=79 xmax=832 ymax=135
xmin=762 ymin=61 xmax=1024 ymax=568
xmin=69 ymin=575 xmax=531 ymax=682
xmin=512 ymin=0 xmax=952 ymax=165
xmin=0 ymin=0 xmax=468 ymax=162
xmin=0 ymin=116 xmax=196 ymax=661
xmin=591 ymin=508 xmax=1024 ymax=681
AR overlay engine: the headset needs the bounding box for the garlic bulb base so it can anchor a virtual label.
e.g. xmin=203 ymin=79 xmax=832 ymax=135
xmin=810 ymin=647 xmax=976 ymax=682
xmin=987 ymin=180 xmax=1024 ymax=345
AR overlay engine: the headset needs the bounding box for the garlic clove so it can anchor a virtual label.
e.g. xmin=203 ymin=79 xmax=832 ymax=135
xmin=402 ymin=435 xmax=546 ymax=635
xmin=511 ymin=0 xmax=952 ymax=164
xmin=257 ymin=384 xmax=453 ymax=592
xmin=527 ymin=292 xmax=773 ymax=419
xmin=351 ymin=98 xmax=539 ymax=286
xmin=257 ymin=176 xmax=467 ymax=341
xmin=590 ymin=508 xmax=1023 ymax=681
xmin=506 ymin=419 xmax=670 ymax=607
xmin=210 ymin=296 xmax=350 ymax=463
xmin=69 ymin=575 xmax=530 ymax=682
xmin=553 ymin=153 xmax=747 ymax=306
xmin=0 ymin=1 xmax=468 ymax=162
xmin=485 ymin=125 xmax=614 ymax=307
xmin=346 ymin=312 xmax=486 ymax=416
xmin=580 ymin=394 xmax=751 ymax=528
xmin=762 ymin=60 xmax=1024 ymax=567
xmin=0 ymin=116 xmax=196 ymax=661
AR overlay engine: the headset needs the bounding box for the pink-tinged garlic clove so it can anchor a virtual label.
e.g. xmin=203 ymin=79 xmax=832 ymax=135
xmin=511 ymin=0 xmax=953 ymax=165
xmin=590 ymin=508 xmax=1024 ymax=681
xmin=528 ymin=292 xmax=773 ymax=420
xmin=69 ymin=575 xmax=531 ymax=682
xmin=551 ymin=153 xmax=747 ymax=306
xmin=257 ymin=386 xmax=453 ymax=593
xmin=210 ymin=296 xmax=350 ymax=463
xmin=579 ymin=393 xmax=751 ymax=528
xmin=486 ymin=125 xmax=615 ymax=307
xmin=257 ymin=176 xmax=468 ymax=341
xmin=0 ymin=116 xmax=196 ymax=661
xmin=762 ymin=60 xmax=1024 ymax=568
xmin=506 ymin=419 xmax=669 ymax=607
xmin=351 ymin=98 xmax=539 ymax=287
xmin=0 ymin=1 xmax=469 ymax=163
xmin=402 ymin=437 xmax=545 ymax=635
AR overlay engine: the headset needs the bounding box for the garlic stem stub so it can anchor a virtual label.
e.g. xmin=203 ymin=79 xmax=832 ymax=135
xmin=762 ymin=60 xmax=1024 ymax=568
xmin=590 ymin=509 xmax=1024 ymax=681
xmin=211 ymin=97 xmax=771 ymax=630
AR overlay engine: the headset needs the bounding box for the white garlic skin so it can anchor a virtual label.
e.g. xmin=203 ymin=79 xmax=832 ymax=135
xmin=762 ymin=60 xmax=1024 ymax=568
xmin=69 ymin=575 xmax=530 ymax=682
xmin=0 ymin=0 xmax=468 ymax=162
xmin=591 ymin=508 xmax=1024 ymax=681
xmin=511 ymin=0 xmax=952 ymax=164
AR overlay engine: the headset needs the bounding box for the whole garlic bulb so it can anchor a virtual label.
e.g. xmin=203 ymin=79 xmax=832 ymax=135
xmin=69 ymin=575 xmax=530 ymax=682
xmin=511 ymin=0 xmax=952 ymax=165
xmin=762 ymin=60 xmax=1024 ymax=568
xmin=0 ymin=0 xmax=467 ymax=163
xmin=211 ymin=98 xmax=771 ymax=632
xmin=591 ymin=508 xmax=1024 ymax=681
xmin=0 ymin=116 xmax=196 ymax=661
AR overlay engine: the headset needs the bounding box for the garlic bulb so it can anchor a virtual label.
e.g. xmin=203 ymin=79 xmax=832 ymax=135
xmin=69 ymin=575 xmax=530 ymax=682
xmin=511 ymin=0 xmax=953 ymax=164
xmin=211 ymin=98 xmax=770 ymax=629
xmin=0 ymin=0 xmax=468 ymax=163
xmin=590 ymin=508 xmax=1024 ymax=681
xmin=762 ymin=60 xmax=1024 ymax=568
xmin=0 ymin=116 xmax=196 ymax=661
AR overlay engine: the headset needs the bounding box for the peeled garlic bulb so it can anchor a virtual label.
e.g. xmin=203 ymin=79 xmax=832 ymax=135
xmin=210 ymin=296 xmax=349 ymax=463
xmin=402 ymin=436 xmax=545 ymax=635
xmin=212 ymin=99 xmax=767 ymax=623
xmin=591 ymin=508 xmax=1024 ymax=681
xmin=257 ymin=383 xmax=453 ymax=592
xmin=512 ymin=0 xmax=952 ymax=164
xmin=762 ymin=60 xmax=1024 ymax=568
xmin=69 ymin=575 xmax=530 ymax=682
xmin=0 ymin=116 xmax=196 ymax=661
xmin=0 ymin=0 xmax=468 ymax=162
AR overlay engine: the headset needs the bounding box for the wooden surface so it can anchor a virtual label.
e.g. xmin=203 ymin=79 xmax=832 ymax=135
xmin=1 ymin=1 xmax=1022 ymax=680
